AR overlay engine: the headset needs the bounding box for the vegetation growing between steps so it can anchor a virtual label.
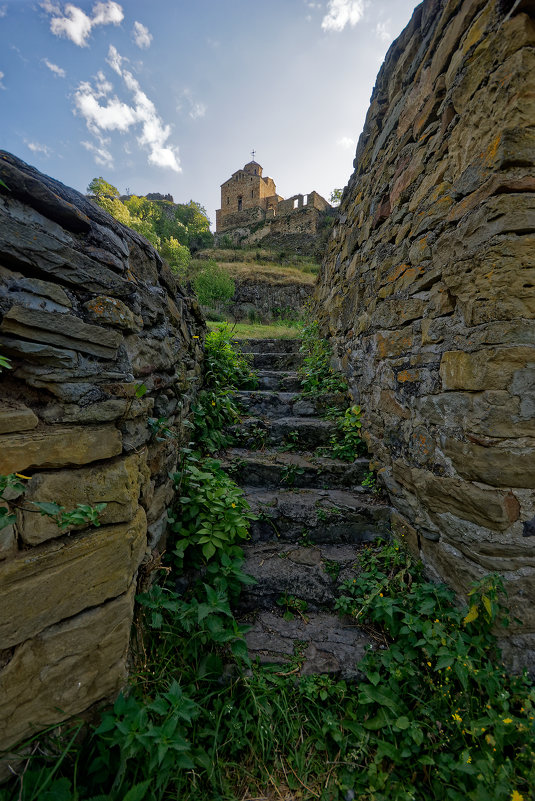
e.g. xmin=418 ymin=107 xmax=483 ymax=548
xmin=2 ymin=332 xmax=533 ymax=801
xmin=299 ymin=319 xmax=367 ymax=462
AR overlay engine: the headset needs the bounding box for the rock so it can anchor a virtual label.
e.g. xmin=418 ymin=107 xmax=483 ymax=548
xmin=0 ymin=151 xmax=203 ymax=748
xmin=314 ymin=0 xmax=535 ymax=670
xmin=84 ymin=296 xmax=143 ymax=332
xmin=18 ymin=453 xmax=145 ymax=544
xmin=0 ymin=425 xmax=123 ymax=473
xmin=0 ymin=402 xmax=38 ymax=435
xmin=1 ymin=305 xmax=122 ymax=359
xmin=0 ymin=585 xmax=135 ymax=754
xmin=0 ymin=508 xmax=146 ymax=649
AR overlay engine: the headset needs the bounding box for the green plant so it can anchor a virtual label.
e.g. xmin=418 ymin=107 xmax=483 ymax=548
xmin=191 ymin=324 xmax=257 ymax=453
xmin=323 ymin=560 xmax=341 ymax=581
xmin=298 ymin=319 xmax=348 ymax=396
xmin=279 ymin=429 xmax=299 ymax=452
xmin=148 ymin=416 xmax=174 ymax=441
xmin=0 ymin=472 xmax=107 ymax=532
xmin=32 ymin=501 xmax=108 ymax=530
xmin=327 ymin=405 xmax=365 ymax=462
xmin=169 ymin=453 xmax=256 ymax=562
xmin=276 ymin=593 xmax=309 ymax=623
xmin=279 ymin=463 xmax=305 ymax=486
xmin=361 ymin=469 xmax=380 ymax=494
xmin=0 ymin=352 xmax=12 ymax=371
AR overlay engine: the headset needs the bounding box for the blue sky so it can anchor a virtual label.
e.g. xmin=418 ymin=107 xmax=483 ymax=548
xmin=0 ymin=0 xmax=419 ymax=228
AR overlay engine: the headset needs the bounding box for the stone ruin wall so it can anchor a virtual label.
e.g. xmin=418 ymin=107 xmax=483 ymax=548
xmin=0 ymin=152 xmax=204 ymax=755
xmin=315 ymin=0 xmax=535 ymax=671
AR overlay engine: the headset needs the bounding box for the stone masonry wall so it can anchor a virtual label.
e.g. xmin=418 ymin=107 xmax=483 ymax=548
xmin=0 ymin=152 xmax=204 ymax=754
xmin=315 ymin=0 xmax=535 ymax=671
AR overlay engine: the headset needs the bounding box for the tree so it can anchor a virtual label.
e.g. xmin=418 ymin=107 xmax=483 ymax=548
xmin=329 ymin=188 xmax=343 ymax=206
xmin=87 ymin=177 xmax=120 ymax=198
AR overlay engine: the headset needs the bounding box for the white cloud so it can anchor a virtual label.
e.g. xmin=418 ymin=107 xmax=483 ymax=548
xmin=26 ymin=141 xmax=52 ymax=156
xmin=132 ymin=21 xmax=152 ymax=49
xmin=74 ymin=46 xmax=181 ymax=172
xmin=43 ymin=58 xmax=66 ymax=77
xmin=0 ymin=71 xmax=4 ymax=89
xmin=337 ymin=136 xmax=355 ymax=149
xmin=322 ymin=0 xmax=365 ymax=32
xmin=189 ymin=101 xmax=206 ymax=120
xmin=81 ymin=139 xmax=113 ymax=167
xmin=177 ymin=89 xmax=207 ymax=121
xmin=375 ymin=21 xmax=392 ymax=43
xmin=0 ymin=5 xmax=7 ymax=18
xmin=42 ymin=1 xmax=123 ymax=47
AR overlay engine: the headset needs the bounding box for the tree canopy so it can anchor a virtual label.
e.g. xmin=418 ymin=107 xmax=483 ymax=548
xmin=88 ymin=177 xmax=213 ymax=276
xmin=87 ymin=177 xmax=120 ymax=198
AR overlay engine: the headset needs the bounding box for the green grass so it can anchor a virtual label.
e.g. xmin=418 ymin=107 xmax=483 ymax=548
xmin=207 ymin=320 xmax=301 ymax=339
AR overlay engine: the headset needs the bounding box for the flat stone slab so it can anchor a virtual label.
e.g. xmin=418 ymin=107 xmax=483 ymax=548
xmin=256 ymin=370 xmax=301 ymax=392
xmin=222 ymin=448 xmax=370 ymax=489
xmin=250 ymin=352 xmax=304 ymax=370
xmin=240 ymin=541 xmax=371 ymax=611
xmin=245 ymin=486 xmax=391 ymax=543
xmin=245 ymin=611 xmax=372 ymax=678
xmin=235 ymin=390 xmax=347 ymax=418
xmin=238 ymin=338 xmax=302 ymax=354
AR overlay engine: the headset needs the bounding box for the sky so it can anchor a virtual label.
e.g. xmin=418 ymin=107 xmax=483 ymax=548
xmin=0 ymin=0 xmax=420 ymax=229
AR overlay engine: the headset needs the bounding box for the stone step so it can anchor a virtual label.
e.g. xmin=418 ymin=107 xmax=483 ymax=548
xmin=235 ymin=390 xmax=347 ymax=419
xmin=250 ymin=351 xmax=304 ymax=371
xmin=222 ymin=448 xmax=370 ymax=489
xmin=238 ymin=338 xmax=302 ymax=354
xmin=256 ymin=370 xmax=302 ymax=392
xmin=244 ymin=610 xmax=372 ymax=678
xmin=244 ymin=487 xmax=391 ymax=544
xmin=239 ymin=543 xmax=366 ymax=613
xmin=234 ymin=415 xmax=336 ymax=449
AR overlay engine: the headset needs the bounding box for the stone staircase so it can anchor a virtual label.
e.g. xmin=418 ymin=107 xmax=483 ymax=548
xmin=225 ymin=338 xmax=392 ymax=678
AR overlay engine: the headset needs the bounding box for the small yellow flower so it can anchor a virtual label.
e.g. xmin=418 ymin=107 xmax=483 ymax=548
xmin=446 ymin=666 xmax=452 ymax=671
xmin=193 ymin=335 xmax=199 ymax=339
xmin=503 ymin=718 xmax=513 ymax=724
xmin=211 ymin=401 xmax=216 ymax=406
xmin=466 ymin=755 xmax=471 ymax=763
xmin=427 ymin=661 xmax=432 ymax=667
xmin=452 ymin=713 xmax=462 ymax=722
xmin=511 ymin=791 xmax=524 ymax=801
xmin=15 ymin=473 xmax=31 ymax=480
xmin=379 ymin=592 xmax=383 ymax=597
xmin=231 ymin=503 xmax=236 ymax=508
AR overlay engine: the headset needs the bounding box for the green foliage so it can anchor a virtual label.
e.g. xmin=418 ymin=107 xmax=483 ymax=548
xmin=0 ymin=352 xmax=12 ymax=371
xmin=88 ymin=178 xmax=212 ymax=273
xmin=87 ymin=176 xmax=119 ymax=198
xmin=327 ymin=404 xmax=366 ymax=462
xmin=192 ymin=260 xmax=235 ymax=307
xmin=276 ymin=593 xmax=308 ymax=622
xmin=159 ymin=236 xmax=190 ymax=276
xmin=279 ymin=463 xmax=304 ymax=486
xmin=169 ymin=454 xmax=255 ymax=562
xmin=329 ymin=187 xmax=343 ymax=205
xmin=0 ymin=473 xmax=106 ymax=532
xmin=362 ymin=469 xmax=380 ymax=494
xmin=299 ymin=319 xmax=348 ymax=395
xmin=32 ymin=501 xmax=107 ymax=530
xmin=3 ymin=539 xmax=534 ymax=801
xmin=191 ymin=324 xmax=257 ymax=453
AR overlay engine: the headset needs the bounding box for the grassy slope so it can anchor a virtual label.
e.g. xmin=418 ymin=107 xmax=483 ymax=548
xmin=207 ymin=320 xmax=301 ymax=339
